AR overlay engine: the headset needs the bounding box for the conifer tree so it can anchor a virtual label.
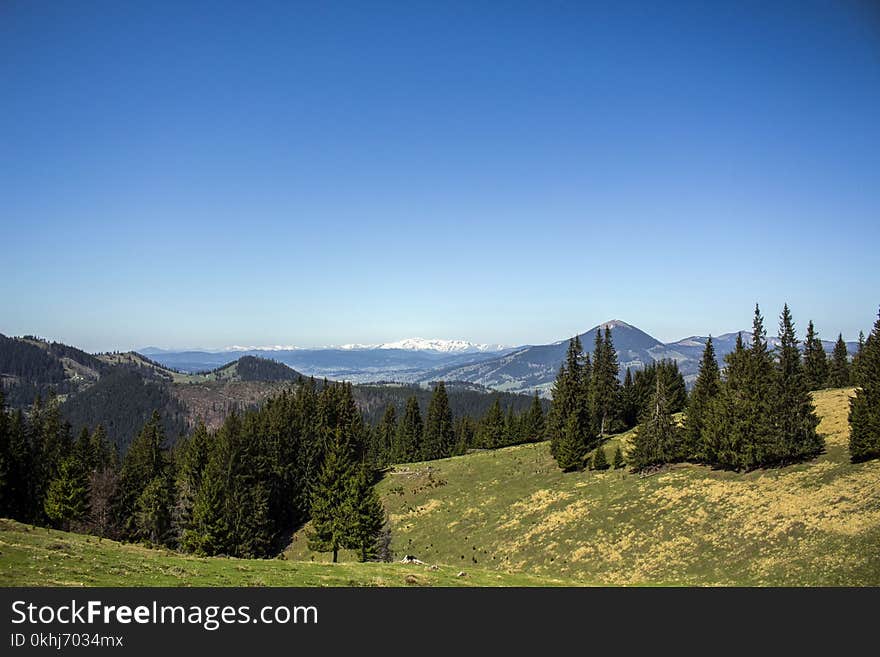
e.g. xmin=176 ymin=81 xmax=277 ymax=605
xmin=612 ymin=445 xmax=625 ymax=469
xmin=173 ymin=421 xmax=209 ymax=542
xmin=372 ymin=404 xmax=397 ymax=466
xmin=504 ymin=405 xmax=519 ymax=446
xmin=453 ymin=415 xmax=476 ymax=454
xmin=43 ymin=456 xmax=88 ymax=531
xmin=346 ymin=464 xmax=385 ymax=562
xmin=555 ymin=409 xmax=588 ymax=471
xmin=739 ymin=304 xmax=779 ymax=468
xmin=548 ymin=336 xmax=590 ymax=459
xmin=620 ymin=368 xmax=638 ymax=429
xmin=702 ymin=333 xmax=750 ymax=467
xmin=773 ymin=304 xmax=822 ymax=464
xmin=849 ymin=309 xmax=880 ymax=462
xmin=423 ymin=382 xmax=455 ymax=460
xmin=682 ymin=337 xmax=721 ymax=461
xmin=185 ymin=415 xmax=234 ymax=554
xmin=307 ymin=430 xmax=356 ymax=562
xmin=135 ymin=475 xmax=174 ymax=545
xmin=629 ymin=376 xmax=679 ymax=472
xmin=548 ymin=335 xmax=593 ymax=470
xmin=590 ymin=327 xmax=621 ymax=437
xmin=803 ymin=321 xmax=829 ymax=390
xmin=393 ymin=396 xmax=423 ymax=462
xmin=828 ymin=334 xmax=851 ymax=388
xmin=117 ymin=411 xmax=168 ymax=538
xmin=591 ymin=444 xmax=609 ymax=470
xmin=523 ymin=392 xmax=545 ymax=442
xmin=477 ymin=397 xmax=506 ymax=449
xmin=3 ymin=409 xmax=32 ymax=521
xmin=852 ymin=331 xmax=867 ymax=386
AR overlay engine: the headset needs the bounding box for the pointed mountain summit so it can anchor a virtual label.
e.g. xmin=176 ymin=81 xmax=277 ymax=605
xmin=424 ymin=320 xmax=664 ymax=395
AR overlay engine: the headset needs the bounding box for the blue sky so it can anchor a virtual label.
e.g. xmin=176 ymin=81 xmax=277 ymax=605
xmin=2 ymin=1 xmax=879 ymax=351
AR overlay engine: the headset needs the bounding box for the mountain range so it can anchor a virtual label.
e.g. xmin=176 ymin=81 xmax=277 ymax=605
xmin=142 ymin=321 xmax=860 ymax=395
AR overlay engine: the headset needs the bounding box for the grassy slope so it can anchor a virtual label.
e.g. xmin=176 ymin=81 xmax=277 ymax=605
xmin=288 ymin=388 xmax=880 ymax=585
xmin=0 ymin=519 xmax=562 ymax=587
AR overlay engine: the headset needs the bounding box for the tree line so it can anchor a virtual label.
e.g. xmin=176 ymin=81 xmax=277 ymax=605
xmin=0 ymin=378 xmax=550 ymax=562
xmin=546 ymin=325 xmax=687 ymax=471
xmin=608 ymin=304 xmax=878 ymax=473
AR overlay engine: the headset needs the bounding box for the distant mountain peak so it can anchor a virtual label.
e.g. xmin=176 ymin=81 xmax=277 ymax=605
xmin=339 ymin=338 xmax=509 ymax=353
xmin=596 ymin=319 xmax=635 ymax=330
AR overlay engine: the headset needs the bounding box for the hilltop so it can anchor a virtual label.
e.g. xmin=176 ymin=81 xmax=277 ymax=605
xmin=287 ymin=388 xmax=880 ymax=586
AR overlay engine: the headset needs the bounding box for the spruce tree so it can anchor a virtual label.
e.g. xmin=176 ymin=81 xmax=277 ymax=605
xmin=682 ymin=337 xmax=721 ymax=461
xmin=135 ymin=475 xmax=174 ymax=545
xmin=43 ymin=455 xmax=88 ymax=531
xmin=740 ymin=304 xmax=779 ymax=468
xmin=373 ymin=404 xmax=397 ymax=466
xmin=852 ymin=331 xmax=867 ymax=386
xmin=548 ymin=336 xmax=589 ymax=459
xmin=612 ymin=445 xmax=625 ymax=469
xmin=828 ymin=334 xmax=851 ymax=388
xmin=620 ymin=368 xmax=638 ymax=429
xmin=393 ymin=396 xmax=423 ymax=462
xmin=803 ymin=321 xmax=829 ymax=390
xmin=345 ymin=464 xmax=385 ymax=562
xmin=702 ymin=333 xmax=751 ymax=468
xmin=849 ymin=309 xmax=880 ymax=462
xmin=591 ymin=444 xmax=609 ymax=470
xmin=423 ymin=382 xmax=454 ymax=460
xmin=307 ymin=430 xmax=356 ymax=562
xmin=773 ymin=304 xmax=822 ymax=464
xmin=555 ymin=409 xmax=588 ymax=471
xmin=548 ymin=336 xmax=593 ymax=470
xmin=173 ymin=421 xmax=209 ymax=543
xmin=629 ymin=376 xmax=679 ymax=472
xmin=477 ymin=397 xmax=505 ymax=449
xmin=523 ymin=392 xmax=545 ymax=442
xmin=590 ymin=327 xmax=620 ymax=437
xmin=117 ymin=411 xmax=168 ymax=538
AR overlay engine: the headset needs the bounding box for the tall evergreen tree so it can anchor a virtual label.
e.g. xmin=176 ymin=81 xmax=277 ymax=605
xmin=620 ymin=368 xmax=639 ymax=429
xmin=477 ymin=397 xmax=506 ymax=449
xmin=828 ymin=334 xmax=852 ymax=388
xmin=423 ymin=382 xmax=455 ymax=460
xmin=803 ymin=320 xmax=829 ymax=390
xmin=372 ymin=404 xmax=397 ymax=467
xmin=393 ymin=396 xmax=423 ymax=462
xmin=43 ymin=456 xmax=88 ymax=531
xmin=612 ymin=445 xmax=625 ymax=469
xmin=548 ymin=336 xmax=593 ymax=470
xmin=173 ymin=421 xmax=209 ymax=543
xmin=682 ymin=336 xmax=721 ymax=461
xmin=590 ymin=327 xmax=621 ymax=437
xmin=135 ymin=474 xmax=174 ymax=545
xmin=523 ymin=392 xmax=546 ymax=442
xmin=629 ymin=376 xmax=679 ymax=472
xmin=346 ymin=464 xmax=385 ymax=562
xmin=307 ymin=430 xmax=356 ymax=563
xmin=117 ymin=411 xmax=168 ymax=538
xmin=852 ymin=331 xmax=867 ymax=386
xmin=773 ymin=304 xmax=823 ymax=464
xmin=548 ymin=336 xmax=590 ymax=459
xmin=849 ymin=309 xmax=880 ymax=463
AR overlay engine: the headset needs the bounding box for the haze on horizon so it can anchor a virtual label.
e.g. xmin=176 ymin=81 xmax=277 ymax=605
xmin=2 ymin=1 xmax=879 ymax=353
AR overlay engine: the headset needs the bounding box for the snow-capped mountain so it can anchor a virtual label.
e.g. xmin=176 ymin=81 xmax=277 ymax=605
xmin=339 ymin=338 xmax=508 ymax=353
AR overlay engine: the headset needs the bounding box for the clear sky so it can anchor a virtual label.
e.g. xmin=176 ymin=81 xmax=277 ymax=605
xmin=2 ymin=1 xmax=879 ymax=352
